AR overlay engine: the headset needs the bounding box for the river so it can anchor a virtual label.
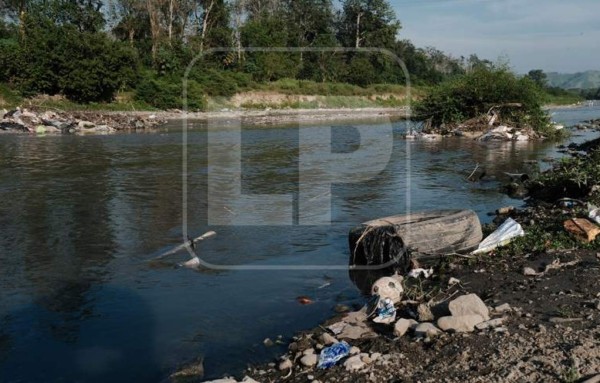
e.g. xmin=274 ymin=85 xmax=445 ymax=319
xmin=0 ymin=105 xmax=599 ymax=382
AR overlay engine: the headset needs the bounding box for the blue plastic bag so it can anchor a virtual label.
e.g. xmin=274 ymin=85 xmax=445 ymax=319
xmin=317 ymin=341 xmax=351 ymax=369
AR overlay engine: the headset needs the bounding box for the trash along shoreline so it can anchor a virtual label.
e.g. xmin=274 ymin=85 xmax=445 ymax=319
xmin=192 ymin=134 xmax=600 ymax=383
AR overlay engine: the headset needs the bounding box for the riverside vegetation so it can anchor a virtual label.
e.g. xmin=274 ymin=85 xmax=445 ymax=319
xmin=0 ymin=0 xmax=585 ymax=114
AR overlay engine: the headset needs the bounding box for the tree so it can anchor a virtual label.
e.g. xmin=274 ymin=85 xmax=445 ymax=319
xmin=526 ymin=69 xmax=548 ymax=88
xmin=337 ymin=0 xmax=400 ymax=49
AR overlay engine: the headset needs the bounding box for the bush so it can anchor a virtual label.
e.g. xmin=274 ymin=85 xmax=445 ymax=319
xmin=14 ymin=25 xmax=138 ymax=103
xmin=414 ymin=67 xmax=551 ymax=133
xmin=135 ymin=75 xmax=205 ymax=111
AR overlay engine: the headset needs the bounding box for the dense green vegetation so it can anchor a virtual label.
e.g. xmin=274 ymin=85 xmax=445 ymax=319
xmin=0 ymin=0 xmax=475 ymax=110
xmin=0 ymin=0 xmax=587 ymax=111
xmin=415 ymin=66 xmax=554 ymax=133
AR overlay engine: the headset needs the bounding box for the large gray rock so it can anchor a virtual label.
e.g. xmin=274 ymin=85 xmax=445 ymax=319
xmin=437 ymin=315 xmax=484 ymax=333
xmin=448 ymin=294 xmax=490 ymax=321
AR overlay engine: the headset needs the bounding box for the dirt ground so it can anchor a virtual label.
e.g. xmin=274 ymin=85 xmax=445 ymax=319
xmin=234 ymin=248 xmax=600 ymax=383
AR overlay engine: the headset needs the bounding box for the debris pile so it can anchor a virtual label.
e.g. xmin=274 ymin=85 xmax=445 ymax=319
xmin=0 ymin=107 xmax=165 ymax=134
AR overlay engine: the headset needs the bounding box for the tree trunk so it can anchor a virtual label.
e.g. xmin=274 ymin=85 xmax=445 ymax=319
xmin=355 ymin=12 xmax=362 ymax=48
xmin=168 ymin=0 xmax=174 ymax=44
xmin=147 ymin=0 xmax=161 ymax=61
xmin=199 ymin=0 xmax=215 ymax=53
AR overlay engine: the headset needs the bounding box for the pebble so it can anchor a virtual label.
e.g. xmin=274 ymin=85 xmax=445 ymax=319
xmin=475 ymin=318 xmax=505 ymax=331
xmin=414 ymin=323 xmax=442 ymax=338
xmin=343 ymin=355 xmax=366 ymax=372
xmin=279 ymin=359 xmax=292 ymax=371
xmin=494 ymin=303 xmax=512 ymax=313
xmin=523 ymin=267 xmax=538 ymax=276
xmin=300 ymin=354 xmax=318 ymax=367
xmin=263 ymin=338 xmax=274 ymax=347
xmin=350 ymin=346 xmax=361 ymax=355
xmin=319 ymin=333 xmax=337 ymax=345
xmin=438 ymin=315 xmax=484 ymax=333
xmin=417 ymin=303 xmax=435 ymax=322
xmin=394 ymin=318 xmax=418 ymax=337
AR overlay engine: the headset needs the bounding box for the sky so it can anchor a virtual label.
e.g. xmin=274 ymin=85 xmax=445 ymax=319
xmin=391 ymin=0 xmax=600 ymax=74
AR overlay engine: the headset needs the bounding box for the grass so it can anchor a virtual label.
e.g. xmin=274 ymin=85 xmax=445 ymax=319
xmin=543 ymin=92 xmax=584 ymax=106
xmin=1 ymin=79 xmax=422 ymax=112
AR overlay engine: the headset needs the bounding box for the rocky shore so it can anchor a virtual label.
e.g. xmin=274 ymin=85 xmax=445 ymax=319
xmin=192 ymin=129 xmax=600 ymax=383
xmin=0 ymin=107 xmax=166 ymax=134
xmin=0 ymin=106 xmax=412 ymax=135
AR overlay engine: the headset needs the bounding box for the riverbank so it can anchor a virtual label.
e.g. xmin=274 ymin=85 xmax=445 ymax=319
xmin=0 ymin=106 xmax=411 ymax=134
xmin=195 ymin=133 xmax=600 ymax=382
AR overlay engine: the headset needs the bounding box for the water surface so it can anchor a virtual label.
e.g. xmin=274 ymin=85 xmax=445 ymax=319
xmin=0 ymin=106 xmax=598 ymax=381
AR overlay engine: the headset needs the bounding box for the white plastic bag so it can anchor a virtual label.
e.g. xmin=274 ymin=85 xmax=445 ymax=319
xmin=589 ymin=205 xmax=600 ymax=225
xmin=472 ymin=218 xmax=525 ymax=255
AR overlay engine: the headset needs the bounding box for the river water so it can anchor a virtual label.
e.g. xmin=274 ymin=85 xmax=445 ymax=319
xmin=0 ymin=106 xmax=599 ymax=382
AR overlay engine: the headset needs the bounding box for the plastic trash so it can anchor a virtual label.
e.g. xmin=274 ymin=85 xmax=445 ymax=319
xmin=317 ymin=341 xmax=351 ymax=369
xmin=589 ymin=205 xmax=600 ymax=225
xmin=372 ymin=298 xmax=396 ymax=324
xmin=472 ymin=218 xmax=525 ymax=254
xmin=407 ymin=268 xmax=434 ymax=279
xmin=371 ymin=275 xmax=404 ymax=304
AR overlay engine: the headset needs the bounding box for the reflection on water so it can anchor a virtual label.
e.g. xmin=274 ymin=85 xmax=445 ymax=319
xmin=0 ymin=106 xmax=599 ymax=381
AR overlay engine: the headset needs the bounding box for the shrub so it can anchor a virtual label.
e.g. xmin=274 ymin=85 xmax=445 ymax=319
xmin=135 ymin=75 xmax=205 ymax=111
xmin=414 ymin=67 xmax=552 ymax=134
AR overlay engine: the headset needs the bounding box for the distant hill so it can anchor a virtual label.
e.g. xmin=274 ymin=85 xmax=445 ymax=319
xmin=546 ymin=71 xmax=600 ymax=89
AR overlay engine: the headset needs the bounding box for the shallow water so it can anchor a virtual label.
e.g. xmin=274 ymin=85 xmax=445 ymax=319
xmin=0 ymin=106 xmax=598 ymax=382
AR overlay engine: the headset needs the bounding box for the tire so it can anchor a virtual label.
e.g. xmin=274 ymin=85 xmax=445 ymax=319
xmin=349 ymin=209 xmax=482 ymax=268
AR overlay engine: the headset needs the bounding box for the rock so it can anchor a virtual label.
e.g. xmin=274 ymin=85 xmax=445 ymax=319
xmin=494 ymin=303 xmax=512 ymax=314
xmin=44 ymin=126 xmax=60 ymax=133
xmin=201 ymin=378 xmax=237 ymax=383
xmin=417 ymin=303 xmax=435 ymax=322
xmin=263 ymin=338 xmax=274 ymax=347
xmin=414 ymin=323 xmax=441 ymax=338
xmin=303 ymin=348 xmax=315 ymax=355
xmin=523 ymin=267 xmax=538 ymax=276
xmin=335 ymin=304 xmax=351 ymax=313
xmin=343 ymin=355 xmax=365 ymax=372
xmin=279 ymin=359 xmax=292 ymax=371
xmin=300 ymin=354 xmax=318 ymax=367
xmin=342 ymin=309 xmax=368 ymax=325
xmin=349 ymin=346 xmax=361 ymax=355
xmin=564 ymin=218 xmax=600 ymax=242
xmin=393 ymin=318 xmax=418 ymax=337
xmin=0 ymin=121 xmax=28 ymax=132
xmin=371 ymin=276 xmax=404 ymax=304
xmin=319 ymin=333 xmax=337 ymax=345
xmin=360 ymin=353 xmax=372 ymax=364
xmin=78 ymin=120 xmax=95 ymax=129
xmin=449 ymin=294 xmax=490 ymax=321
xmin=448 ymin=277 xmax=461 ymax=286
xmin=241 ymin=377 xmax=260 ymax=383
xmin=338 ymin=324 xmax=375 ymax=340
xmin=475 ymin=318 xmax=505 ymax=331
xmin=437 ymin=315 xmax=484 ymax=333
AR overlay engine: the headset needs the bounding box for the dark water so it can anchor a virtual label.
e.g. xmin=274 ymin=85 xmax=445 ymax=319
xmin=0 ymin=106 xmax=598 ymax=382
